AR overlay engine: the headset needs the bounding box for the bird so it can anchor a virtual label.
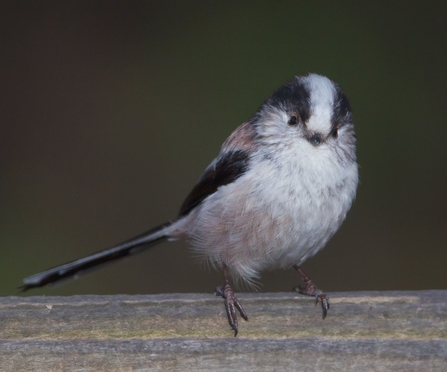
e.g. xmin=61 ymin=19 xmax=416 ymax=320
xmin=21 ymin=73 xmax=358 ymax=336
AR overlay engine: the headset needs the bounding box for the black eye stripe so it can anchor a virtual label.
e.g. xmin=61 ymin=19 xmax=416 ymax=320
xmin=331 ymin=85 xmax=352 ymax=128
xmin=267 ymin=77 xmax=311 ymax=123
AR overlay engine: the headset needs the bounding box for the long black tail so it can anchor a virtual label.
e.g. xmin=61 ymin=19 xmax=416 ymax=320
xmin=20 ymin=222 xmax=171 ymax=291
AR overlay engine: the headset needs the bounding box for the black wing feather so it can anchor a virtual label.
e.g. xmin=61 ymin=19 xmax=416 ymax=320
xmin=179 ymin=150 xmax=250 ymax=216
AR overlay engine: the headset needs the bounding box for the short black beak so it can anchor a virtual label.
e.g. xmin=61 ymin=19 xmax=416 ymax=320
xmin=307 ymin=133 xmax=322 ymax=146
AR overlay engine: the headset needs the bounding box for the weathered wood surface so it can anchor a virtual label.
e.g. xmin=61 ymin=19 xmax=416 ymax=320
xmin=0 ymin=290 xmax=446 ymax=371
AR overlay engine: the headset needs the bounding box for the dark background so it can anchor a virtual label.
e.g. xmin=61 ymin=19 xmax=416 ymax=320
xmin=1 ymin=1 xmax=446 ymax=296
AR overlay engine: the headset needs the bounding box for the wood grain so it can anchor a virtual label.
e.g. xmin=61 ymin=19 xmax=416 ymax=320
xmin=1 ymin=291 xmax=446 ymax=371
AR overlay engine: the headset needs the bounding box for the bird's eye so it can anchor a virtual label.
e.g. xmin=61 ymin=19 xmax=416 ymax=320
xmin=288 ymin=115 xmax=299 ymax=126
xmin=331 ymin=126 xmax=339 ymax=139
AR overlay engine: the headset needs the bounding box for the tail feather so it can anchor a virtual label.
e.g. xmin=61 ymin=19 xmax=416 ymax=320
xmin=20 ymin=222 xmax=171 ymax=291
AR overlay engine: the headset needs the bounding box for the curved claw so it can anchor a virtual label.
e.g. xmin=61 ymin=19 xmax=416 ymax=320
xmin=216 ymin=284 xmax=248 ymax=336
xmin=316 ymin=292 xmax=330 ymax=319
xmin=215 ymin=286 xmax=225 ymax=298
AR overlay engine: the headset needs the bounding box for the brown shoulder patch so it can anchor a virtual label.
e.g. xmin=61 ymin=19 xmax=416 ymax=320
xmin=221 ymin=120 xmax=257 ymax=152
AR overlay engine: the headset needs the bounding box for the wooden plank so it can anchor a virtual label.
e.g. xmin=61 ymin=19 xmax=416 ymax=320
xmin=0 ymin=291 xmax=446 ymax=371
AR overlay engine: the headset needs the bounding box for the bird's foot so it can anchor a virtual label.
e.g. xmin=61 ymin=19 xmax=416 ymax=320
xmin=292 ymin=265 xmax=330 ymax=319
xmin=215 ymin=284 xmax=248 ymax=336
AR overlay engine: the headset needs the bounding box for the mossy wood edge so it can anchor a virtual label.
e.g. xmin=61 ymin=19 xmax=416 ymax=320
xmin=0 ymin=290 xmax=446 ymax=371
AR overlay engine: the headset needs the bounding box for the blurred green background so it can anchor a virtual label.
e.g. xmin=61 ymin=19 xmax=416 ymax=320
xmin=1 ymin=1 xmax=446 ymax=296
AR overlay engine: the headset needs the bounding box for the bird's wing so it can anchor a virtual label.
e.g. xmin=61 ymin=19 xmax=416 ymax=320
xmin=179 ymin=120 xmax=258 ymax=216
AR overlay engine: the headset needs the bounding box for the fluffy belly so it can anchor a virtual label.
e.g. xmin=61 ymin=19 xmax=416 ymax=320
xmin=182 ymin=174 xmax=347 ymax=283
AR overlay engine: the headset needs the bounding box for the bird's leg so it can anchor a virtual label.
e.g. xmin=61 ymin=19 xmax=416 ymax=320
xmin=215 ymin=263 xmax=248 ymax=336
xmin=292 ymin=264 xmax=330 ymax=319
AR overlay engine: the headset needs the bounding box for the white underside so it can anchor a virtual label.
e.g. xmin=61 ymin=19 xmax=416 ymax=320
xmin=169 ymin=140 xmax=358 ymax=284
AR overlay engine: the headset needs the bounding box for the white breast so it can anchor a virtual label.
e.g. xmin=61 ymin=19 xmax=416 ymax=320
xmin=172 ymin=142 xmax=358 ymax=285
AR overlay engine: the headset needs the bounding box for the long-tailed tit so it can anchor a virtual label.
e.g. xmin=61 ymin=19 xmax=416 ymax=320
xmin=22 ymin=74 xmax=358 ymax=336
